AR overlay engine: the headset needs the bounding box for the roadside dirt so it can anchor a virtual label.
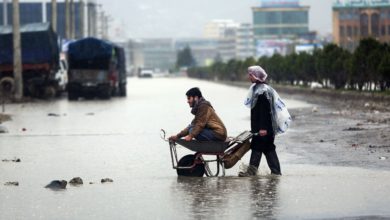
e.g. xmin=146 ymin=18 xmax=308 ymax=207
xmin=222 ymin=80 xmax=390 ymax=170
xmin=0 ymin=113 xmax=11 ymax=124
xmin=278 ymin=88 xmax=390 ymax=171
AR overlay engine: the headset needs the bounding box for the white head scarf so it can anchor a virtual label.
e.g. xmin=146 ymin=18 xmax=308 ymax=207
xmin=248 ymin=65 xmax=267 ymax=83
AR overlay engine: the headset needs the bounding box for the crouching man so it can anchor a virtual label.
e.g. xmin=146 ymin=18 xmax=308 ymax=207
xmin=169 ymin=87 xmax=227 ymax=142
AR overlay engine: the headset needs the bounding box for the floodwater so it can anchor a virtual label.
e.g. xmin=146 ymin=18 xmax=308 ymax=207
xmin=1 ymin=77 xmax=389 ymax=219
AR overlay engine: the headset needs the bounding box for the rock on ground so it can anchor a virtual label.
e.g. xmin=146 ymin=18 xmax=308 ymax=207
xmin=45 ymin=180 xmax=67 ymax=189
xmin=101 ymin=178 xmax=113 ymax=183
xmin=69 ymin=177 xmax=83 ymax=185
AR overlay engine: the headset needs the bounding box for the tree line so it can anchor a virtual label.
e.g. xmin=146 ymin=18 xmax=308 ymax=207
xmin=184 ymin=38 xmax=390 ymax=92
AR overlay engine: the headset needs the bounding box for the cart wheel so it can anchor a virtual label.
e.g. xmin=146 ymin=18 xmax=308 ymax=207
xmin=177 ymin=154 xmax=205 ymax=177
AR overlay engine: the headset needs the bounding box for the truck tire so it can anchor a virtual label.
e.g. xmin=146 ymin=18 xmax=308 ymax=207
xmin=68 ymin=90 xmax=79 ymax=101
xmin=83 ymin=92 xmax=95 ymax=100
xmin=43 ymin=86 xmax=56 ymax=99
xmin=99 ymin=86 xmax=111 ymax=100
xmin=119 ymin=83 xmax=127 ymax=97
xmin=0 ymin=77 xmax=15 ymax=96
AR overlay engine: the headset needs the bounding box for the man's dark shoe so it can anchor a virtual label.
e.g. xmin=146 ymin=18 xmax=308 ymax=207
xmin=238 ymin=165 xmax=258 ymax=177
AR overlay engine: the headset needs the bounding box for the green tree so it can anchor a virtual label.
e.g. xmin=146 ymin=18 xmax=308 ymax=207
xmin=211 ymin=53 xmax=225 ymax=79
xmin=332 ymin=49 xmax=351 ymax=89
xmin=295 ymin=52 xmax=316 ymax=86
xmin=316 ymin=44 xmax=350 ymax=89
xmin=284 ymin=53 xmax=298 ymax=85
xmin=176 ymin=46 xmax=196 ymax=68
xmin=378 ymin=44 xmax=390 ymax=91
xmin=266 ymin=54 xmax=285 ymax=83
xmin=223 ymin=59 xmax=241 ymax=81
xmin=351 ymin=38 xmax=381 ymax=90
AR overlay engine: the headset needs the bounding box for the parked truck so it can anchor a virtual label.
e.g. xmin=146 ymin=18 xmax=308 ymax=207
xmin=0 ymin=22 xmax=62 ymax=98
xmin=67 ymin=37 xmax=127 ymax=100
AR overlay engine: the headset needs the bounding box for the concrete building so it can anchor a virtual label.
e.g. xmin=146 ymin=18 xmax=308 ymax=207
xmin=127 ymin=39 xmax=144 ymax=76
xmin=175 ymin=38 xmax=218 ymax=67
xmin=46 ymin=1 xmax=88 ymax=39
xmin=236 ymin=23 xmax=256 ymax=60
xmin=251 ymin=0 xmax=309 ymax=57
xmin=203 ymin=19 xmax=239 ymax=39
xmin=139 ymin=38 xmax=176 ymax=72
xmin=203 ymin=20 xmax=238 ymax=62
xmin=203 ymin=20 xmax=255 ymax=62
xmin=0 ymin=0 xmax=100 ymax=40
xmin=333 ymin=0 xmax=390 ymax=51
xmin=252 ymin=0 xmax=309 ymax=40
xmin=217 ymin=26 xmax=238 ymax=62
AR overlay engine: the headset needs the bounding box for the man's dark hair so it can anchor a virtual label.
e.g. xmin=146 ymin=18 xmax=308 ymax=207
xmin=186 ymin=87 xmax=202 ymax=98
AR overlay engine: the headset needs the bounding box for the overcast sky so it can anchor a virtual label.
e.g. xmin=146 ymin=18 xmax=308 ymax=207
xmin=98 ymin=0 xmax=333 ymax=40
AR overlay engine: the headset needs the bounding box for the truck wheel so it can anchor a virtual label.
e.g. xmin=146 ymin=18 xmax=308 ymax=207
xmin=26 ymin=82 xmax=37 ymax=97
xmin=68 ymin=90 xmax=78 ymax=101
xmin=84 ymin=92 xmax=95 ymax=100
xmin=43 ymin=86 xmax=56 ymax=99
xmin=99 ymin=86 xmax=111 ymax=99
xmin=177 ymin=154 xmax=205 ymax=177
xmin=0 ymin=77 xmax=15 ymax=96
xmin=119 ymin=84 xmax=127 ymax=97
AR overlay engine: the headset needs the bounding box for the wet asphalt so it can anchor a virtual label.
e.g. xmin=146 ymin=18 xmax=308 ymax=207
xmin=1 ymin=77 xmax=389 ymax=219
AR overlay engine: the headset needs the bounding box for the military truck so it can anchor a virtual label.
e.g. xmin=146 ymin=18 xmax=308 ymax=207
xmin=0 ymin=23 xmax=61 ymax=98
xmin=67 ymin=37 xmax=127 ymax=100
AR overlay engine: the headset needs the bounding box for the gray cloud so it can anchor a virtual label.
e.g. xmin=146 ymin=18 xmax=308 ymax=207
xmin=99 ymin=0 xmax=332 ymax=39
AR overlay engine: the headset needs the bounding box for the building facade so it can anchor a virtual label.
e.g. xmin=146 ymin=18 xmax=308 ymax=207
xmin=0 ymin=1 xmax=100 ymax=40
xmin=203 ymin=20 xmax=255 ymax=61
xmin=203 ymin=19 xmax=239 ymax=39
xmin=236 ymin=23 xmax=256 ymax=60
xmin=140 ymin=39 xmax=176 ymax=72
xmin=333 ymin=0 xmax=390 ymax=51
xmin=252 ymin=0 xmax=309 ymax=40
xmin=175 ymin=38 xmax=218 ymax=67
xmin=1 ymin=2 xmax=43 ymax=25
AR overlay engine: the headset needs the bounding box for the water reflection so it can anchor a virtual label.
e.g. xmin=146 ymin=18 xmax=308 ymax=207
xmin=171 ymin=176 xmax=280 ymax=219
xmin=249 ymin=176 xmax=280 ymax=219
xmin=173 ymin=177 xmax=229 ymax=219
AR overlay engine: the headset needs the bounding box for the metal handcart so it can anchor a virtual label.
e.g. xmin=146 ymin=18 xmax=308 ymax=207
xmin=161 ymin=130 xmax=253 ymax=177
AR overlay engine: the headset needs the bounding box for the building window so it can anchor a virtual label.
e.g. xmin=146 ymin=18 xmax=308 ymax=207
xmin=339 ymin=10 xmax=346 ymax=20
xmin=360 ymin=13 xmax=369 ymax=37
xmin=282 ymin=11 xmax=308 ymax=24
xmin=381 ymin=11 xmax=387 ymax=19
xmin=382 ymin=25 xmax=386 ymax=36
xmin=347 ymin=26 xmax=353 ymax=37
xmin=353 ymin=9 xmax=360 ymax=20
xmin=20 ymin=3 xmax=42 ymax=24
xmin=265 ymin=11 xmax=281 ymax=24
xmin=371 ymin=13 xmax=380 ymax=37
xmin=354 ymin=26 xmax=358 ymax=36
xmin=340 ymin=26 xmax=345 ymax=37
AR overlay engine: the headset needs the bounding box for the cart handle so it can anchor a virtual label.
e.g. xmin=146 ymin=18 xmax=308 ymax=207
xmin=160 ymin=129 xmax=168 ymax=141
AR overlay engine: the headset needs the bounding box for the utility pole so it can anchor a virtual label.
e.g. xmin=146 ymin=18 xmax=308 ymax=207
xmin=79 ymin=0 xmax=84 ymax=38
xmin=70 ymin=0 xmax=75 ymax=39
xmin=51 ymin=0 xmax=57 ymax=32
xmin=100 ymin=11 xmax=104 ymax=39
xmin=12 ymin=0 xmax=23 ymax=100
xmin=65 ymin=0 xmax=70 ymax=39
xmin=3 ymin=0 xmax=8 ymax=26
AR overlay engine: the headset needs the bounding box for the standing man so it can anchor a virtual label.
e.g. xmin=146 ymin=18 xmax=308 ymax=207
xmin=239 ymin=66 xmax=282 ymax=176
xmin=169 ymin=87 xmax=227 ymax=142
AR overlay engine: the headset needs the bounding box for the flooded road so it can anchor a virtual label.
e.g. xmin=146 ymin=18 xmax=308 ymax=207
xmin=1 ymin=77 xmax=390 ymax=219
